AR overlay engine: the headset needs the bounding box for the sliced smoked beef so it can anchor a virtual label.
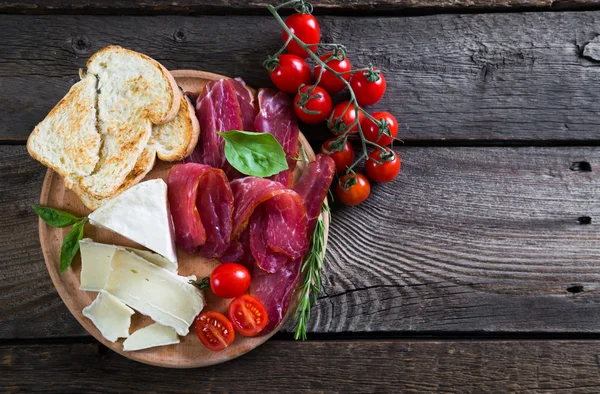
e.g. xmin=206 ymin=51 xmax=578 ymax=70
xmin=232 ymin=78 xmax=257 ymax=132
xmin=167 ymin=163 xmax=234 ymax=259
xmin=254 ymin=89 xmax=300 ymax=187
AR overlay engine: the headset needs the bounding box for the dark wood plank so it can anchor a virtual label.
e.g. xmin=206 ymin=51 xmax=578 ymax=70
xmin=3 ymin=145 xmax=600 ymax=338
xmin=3 ymin=12 xmax=600 ymax=142
xmin=1 ymin=0 xmax=599 ymax=14
xmin=4 ymin=340 xmax=600 ymax=392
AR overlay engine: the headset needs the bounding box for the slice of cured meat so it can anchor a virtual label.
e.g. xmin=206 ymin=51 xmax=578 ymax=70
xmin=232 ymin=78 xmax=257 ymax=132
xmin=167 ymin=163 xmax=234 ymax=259
xmin=249 ymin=205 xmax=289 ymax=274
xmin=254 ymin=89 xmax=300 ymax=188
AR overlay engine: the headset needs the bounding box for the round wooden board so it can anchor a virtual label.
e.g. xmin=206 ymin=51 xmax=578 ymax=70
xmin=39 ymin=70 xmax=329 ymax=368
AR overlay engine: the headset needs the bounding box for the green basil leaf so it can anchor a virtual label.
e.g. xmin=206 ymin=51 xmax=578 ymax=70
xmin=59 ymin=218 xmax=87 ymax=274
xmin=217 ymin=130 xmax=288 ymax=177
xmin=32 ymin=204 xmax=82 ymax=228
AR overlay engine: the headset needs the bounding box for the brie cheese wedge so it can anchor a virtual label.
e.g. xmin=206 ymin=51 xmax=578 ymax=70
xmin=123 ymin=323 xmax=180 ymax=351
xmin=88 ymin=179 xmax=178 ymax=265
xmin=82 ymin=290 xmax=134 ymax=342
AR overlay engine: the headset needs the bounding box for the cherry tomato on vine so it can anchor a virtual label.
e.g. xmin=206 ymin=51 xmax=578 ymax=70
xmin=228 ymin=295 xmax=269 ymax=337
xmin=351 ymin=67 xmax=386 ymax=106
xmin=195 ymin=311 xmax=235 ymax=352
xmin=294 ymin=85 xmax=333 ymax=124
xmin=362 ymin=112 xmax=398 ymax=146
xmin=283 ymin=13 xmax=321 ymax=58
xmin=210 ymin=263 xmax=251 ymax=299
xmin=365 ymin=148 xmax=401 ymax=183
xmin=336 ymin=172 xmax=371 ymax=206
xmin=314 ymin=52 xmax=352 ymax=94
xmin=268 ymin=54 xmax=312 ymax=94
xmin=328 ymin=101 xmax=364 ymax=135
xmin=321 ymin=138 xmax=354 ymax=173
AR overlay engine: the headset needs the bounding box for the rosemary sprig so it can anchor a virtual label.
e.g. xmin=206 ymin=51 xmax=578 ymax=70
xmin=294 ymin=202 xmax=330 ymax=340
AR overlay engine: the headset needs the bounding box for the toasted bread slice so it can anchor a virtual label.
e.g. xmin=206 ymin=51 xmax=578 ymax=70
xmin=77 ymin=46 xmax=181 ymax=199
xmin=27 ymin=74 xmax=100 ymax=180
xmin=150 ymin=95 xmax=200 ymax=162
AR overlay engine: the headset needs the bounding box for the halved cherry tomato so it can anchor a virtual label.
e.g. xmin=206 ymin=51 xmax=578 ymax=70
xmin=314 ymin=52 xmax=352 ymax=94
xmin=328 ymin=101 xmax=364 ymax=135
xmin=321 ymin=138 xmax=354 ymax=173
xmin=210 ymin=262 xmax=251 ymax=299
xmin=365 ymin=148 xmax=401 ymax=183
xmin=228 ymin=295 xmax=269 ymax=337
xmin=362 ymin=112 xmax=398 ymax=146
xmin=283 ymin=13 xmax=321 ymax=58
xmin=195 ymin=311 xmax=235 ymax=351
xmin=351 ymin=68 xmax=386 ymax=106
xmin=294 ymin=85 xmax=333 ymax=124
xmin=336 ymin=172 xmax=371 ymax=206
xmin=269 ymin=54 xmax=312 ymax=94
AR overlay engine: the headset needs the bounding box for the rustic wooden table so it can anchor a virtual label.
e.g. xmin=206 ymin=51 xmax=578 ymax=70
xmin=3 ymin=0 xmax=600 ymax=392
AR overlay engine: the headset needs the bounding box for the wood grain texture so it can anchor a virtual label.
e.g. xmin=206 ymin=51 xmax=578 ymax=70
xmin=0 ymin=0 xmax=598 ymax=14
xmin=4 ymin=340 xmax=600 ymax=392
xmin=3 ymin=145 xmax=600 ymax=338
xmin=4 ymin=12 xmax=600 ymax=142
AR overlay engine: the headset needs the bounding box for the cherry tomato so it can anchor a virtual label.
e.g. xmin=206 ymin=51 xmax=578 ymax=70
xmin=283 ymin=13 xmax=321 ymax=58
xmin=195 ymin=311 xmax=235 ymax=351
xmin=314 ymin=52 xmax=352 ymax=94
xmin=350 ymin=68 xmax=386 ymax=106
xmin=294 ymin=85 xmax=332 ymax=124
xmin=362 ymin=112 xmax=398 ymax=146
xmin=228 ymin=295 xmax=269 ymax=337
xmin=210 ymin=263 xmax=251 ymax=299
xmin=365 ymin=148 xmax=401 ymax=183
xmin=269 ymin=54 xmax=312 ymax=94
xmin=336 ymin=172 xmax=371 ymax=206
xmin=328 ymin=101 xmax=364 ymax=135
xmin=321 ymin=138 xmax=354 ymax=173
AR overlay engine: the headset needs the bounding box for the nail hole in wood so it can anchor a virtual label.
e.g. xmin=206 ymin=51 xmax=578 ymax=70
xmin=578 ymin=216 xmax=592 ymax=225
xmin=567 ymin=285 xmax=584 ymax=294
xmin=173 ymin=29 xmax=187 ymax=43
xmin=71 ymin=36 xmax=91 ymax=55
xmin=570 ymin=161 xmax=592 ymax=172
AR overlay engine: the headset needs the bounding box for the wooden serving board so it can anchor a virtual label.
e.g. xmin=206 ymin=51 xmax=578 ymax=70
xmin=38 ymin=70 xmax=329 ymax=368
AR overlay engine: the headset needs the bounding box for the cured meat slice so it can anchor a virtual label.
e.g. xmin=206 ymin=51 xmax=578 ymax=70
xmin=167 ymin=163 xmax=233 ymax=259
xmin=232 ymin=78 xmax=257 ymax=132
xmin=254 ymin=89 xmax=300 ymax=187
xmin=249 ymin=205 xmax=289 ymax=273
xmin=293 ymin=153 xmax=336 ymax=234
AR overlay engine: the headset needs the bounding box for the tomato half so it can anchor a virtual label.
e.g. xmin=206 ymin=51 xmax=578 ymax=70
xmin=365 ymin=148 xmax=401 ymax=183
xmin=268 ymin=54 xmax=312 ymax=94
xmin=328 ymin=101 xmax=364 ymax=135
xmin=336 ymin=172 xmax=371 ymax=206
xmin=195 ymin=311 xmax=235 ymax=351
xmin=210 ymin=262 xmax=251 ymax=299
xmin=228 ymin=295 xmax=269 ymax=337
xmin=350 ymin=68 xmax=386 ymax=106
xmin=294 ymin=85 xmax=333 ymax=124
xmin=283 ymin=13 xmax=321 ymax=58
xmin=321 ymin=138 xmax=354 ymax=173
xmin=314 ymin=52 xmax=352 ymax=94
xmin=362 ymin=112 xmax=398 ymax=146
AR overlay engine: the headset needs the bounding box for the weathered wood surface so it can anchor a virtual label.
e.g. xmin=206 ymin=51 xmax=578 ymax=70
xmin=3 ymin=12 xmax=600 ymax=142
xmin=1 ymin=0 xmax=599 ymax=14
xmin=3 ymin=340 xmax=600 ymax=392
xmin=3 ymin=144 xmax=600 ymax=338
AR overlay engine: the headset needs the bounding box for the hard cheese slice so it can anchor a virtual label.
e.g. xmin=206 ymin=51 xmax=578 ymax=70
xmin=123 ymin=323 xmax=180 ymax=351
xmin=88 ymin=179 xmax=178 ymax=265
xmin=80 ymin=239 xmax=177 ymax=291
xmin=82 ymin=290 xmax=134 ymax=342
xmin=104 ymin=249 xmax=204 ymax=336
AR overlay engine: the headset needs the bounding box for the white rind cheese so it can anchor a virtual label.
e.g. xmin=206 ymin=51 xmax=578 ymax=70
xmin=82 ymin=290 xmax=134 ymax=342
xmin=123 ymin=323 xmax=180 ymax=351
xmin=127 ymin=248 xmax=177 ymax=273
xmin=104 ymin=249 xmax=204 ymax=336
xmin=88 ymin=179 xmax=178 ymax=265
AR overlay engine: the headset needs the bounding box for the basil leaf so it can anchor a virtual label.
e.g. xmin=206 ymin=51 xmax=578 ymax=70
xmin=217 ymin=130 xmax=288 ymax=177
xmin=32 ymin=204 xmax=82 ymax=228
xmin=59 ymin=218 xmax=87 ymax=274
